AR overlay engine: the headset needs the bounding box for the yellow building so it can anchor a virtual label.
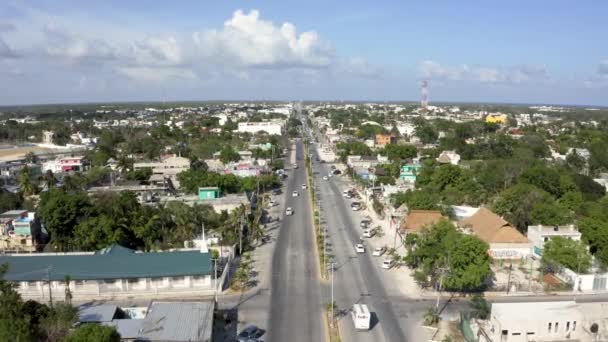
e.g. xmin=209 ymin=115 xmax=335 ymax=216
xmin=485 ymin=113 xmax=508 ymax=124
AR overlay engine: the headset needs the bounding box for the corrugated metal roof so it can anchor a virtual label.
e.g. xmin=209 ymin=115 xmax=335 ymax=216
xmin=139 ymin=302 xmax=214 ymax=341
xmin=78 ymin=304 xmax=118 ymax=323
xmin=103 ymin=319 xmax=143 ymax=339
xmin=0 ymin=244 xmax=211 ymax=281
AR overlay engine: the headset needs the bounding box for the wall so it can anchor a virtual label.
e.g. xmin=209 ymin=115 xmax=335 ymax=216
xmin=488 ymin=243 xmax=531 ymax=259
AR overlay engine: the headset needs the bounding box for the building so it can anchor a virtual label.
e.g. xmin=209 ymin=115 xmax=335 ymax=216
xmin=346 ymin=155 xmax=389 ymax=170
xmin=400 ymin=163 xmax=422 ymax=182
xmin=42 ymin=131 xmax=54 ymax=144
xmin=237 ymin=121 xmax=284 ymax=135
xmin=0 ymin=210 xmax=44 ymax=252
xmin=436 ymin=150 xmax=461 ymax=165
xmin=0 ymin=244 xmax=214 ymax=301
xmin=461 ymin=207 xmax=531 ymax=259
xmin=400 ymin=210 xmax=445 ymax=234
xmin=485 ymin=113 xmax=508 ymax=124
xmin=161 ymin=193 xmax=250 ymax=213
xmin=374 ymin=134 xmax=396 ymax=147
xmin=42 ymin=156 xmax=87 ymax=173
xmin=78 ymin=301 xmax=214 ymax=342
xmin=478 ymin=301 xmax=608 ymax=342
xmin=133 ymin=155 xmax=190 ymax=177
xmin=527 ymin=224 xmax=582 ymax=257
xmin=198 ymin=187 xmax=220 ymax=200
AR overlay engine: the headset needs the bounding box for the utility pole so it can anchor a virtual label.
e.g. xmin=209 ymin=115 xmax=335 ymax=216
xmin=506 ymin=262 xmax=513 ymax=294
xmin=435 ymin=262 xmax=449 ymax=310
xmin=239 ymin=214 xmax=243 ymax=255
xmin=330 ymin=262 xmax=335 ymax=328
xmin=46 ymin=267 xmax=53 ymax=309
xmin=214 ymin=258 xmax=218 ymax=304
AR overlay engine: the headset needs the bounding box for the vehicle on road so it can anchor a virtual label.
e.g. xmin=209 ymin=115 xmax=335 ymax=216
xmin=237 ymin=325 xmax=264 ymax=342
xmin=372 ymin=246 xmax=386 ymax=256
xmin=355 ymin=243 xmax=365 ymax=253
xmin=330 ymin=165 xmax=336 ymax=170
xmin=268 ymin=199 xmax=278 ymax=207
xmin=301 ymin=184 xmax=307 ymax=189
xmin=333 ymin=169 xmax=342 ymax=175
xmin=382 ymin=258 xmax=395 ymax=269
xmin=293 ymin=163 xmax=298 ymax=169
xmin=322 ymin=176 xmax=329 ymax=181
xmin=360 ymin=219 xmax=371 ymax=228
xmin=363 ymin=228 xmax=375 ymax=238
xmin=342 ymin=190 xmax=352 ymax=198
xmin=286 ymin=207 xmax=294 ymax=216
xmin=292 ymin=191 xmax=299 ymax=197
xmin=351 ymin=202 xmax=362 ymax=211
xmin=351 ymin=304 xmax=371 ymax=330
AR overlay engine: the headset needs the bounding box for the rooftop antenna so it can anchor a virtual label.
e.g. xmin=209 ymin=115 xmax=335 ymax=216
xmin=421 ymin=80 xmax=429 ymax=111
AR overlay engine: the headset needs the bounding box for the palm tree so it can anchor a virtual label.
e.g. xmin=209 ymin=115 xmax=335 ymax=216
xmin=18 ymin=166 xmax=37 ymax=196
xmin=43 ymin=170 xmax=56 ymax=189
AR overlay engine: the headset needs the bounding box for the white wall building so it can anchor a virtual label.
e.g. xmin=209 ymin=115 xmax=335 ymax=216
xmin=527 ymin=224 xmax=582 ymax=257
xmin=237 ymin=121 xmax=285 ymax=135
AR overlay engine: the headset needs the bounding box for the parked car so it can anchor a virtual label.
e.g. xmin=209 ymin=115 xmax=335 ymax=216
xmin=286 ymin=207 xmax=294 ymax=216
xmin=301 ymin=184 xmax=307 ymax=189
xmin=323 ymin=176 xmax=329 ymax=181
xmin=382 ymin=258 xmax=395 ymax=269
xmin=333 ymin=169 xmax=342 ymax=175
xmin=292 ymin=191 xmax=299 ymax=197
xmin=268 ymin=199 xmax=278 ymax=207
xmin=355 ymin=244 xmax=366 ymax=253
xmin=363 ymin=229 xmax=375 ymax=238
xmin=237 ymin=325 xmax=264 ymax=342
xmin=351 ymin=202 xmax=362 ymax=211
xmin=372 ymin=247 xmax=386 ymax=256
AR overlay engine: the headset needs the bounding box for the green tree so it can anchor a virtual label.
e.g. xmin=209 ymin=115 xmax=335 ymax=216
xmin=219 ymin=145 xmax=240 ymax=164
xmin=380 ymin=143 xmax=417 ymax=162
xmin=0 ymin=264 xmax=33 ymax=341
xmin=469 ymin=294 xmax=490 ymax=319
xmin=542 ymin=237 xmax=591 ymax=273
xmin=18 ymin=165 xmax=38 ymax=196
xmin=578 ymin=218 xmax=608 ymax=268
xmin=38 ymin=188 xmax=91 ymax=251
xmin=24 ymin=151 xmax=38 ymax=164
xmin=392 ymin=190 xmax=439 ymax=210
xmin=41 ymin=303 xmax=78 ymax=342
xmin=66 ymin=324 xmax=121 ymax=342
xmin=0 ymin=191 xmax=22 ymax=212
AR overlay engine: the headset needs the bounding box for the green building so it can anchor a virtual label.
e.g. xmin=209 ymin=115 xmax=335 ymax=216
xmin=400 ymin=163 xmax=422 ymax=182
xmin=198 ymin=187 xmax=220 ymax=200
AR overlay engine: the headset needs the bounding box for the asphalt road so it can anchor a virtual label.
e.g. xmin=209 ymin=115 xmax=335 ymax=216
xmin=266 ymin=140 xmax=324 ymax=342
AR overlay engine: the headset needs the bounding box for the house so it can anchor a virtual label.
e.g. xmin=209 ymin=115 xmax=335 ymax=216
xmin=161 ymin=193 xmax=250 ymax=213
xmin=42 ymin=131 xmax=54 ymax=144
xmin=400 ymin=210 xmax=445 ymax=234
xmin=0 ymin=244 xmax=214 ymax=301
xmin=567 ymin=148 xmax=591 ymax=161
xmin=0 ymin=210 xmax=44 ymax=252
xmin=436 ymin=150 xmax=461 ymax=165
xmin=374 ymin=133 xmax=396 ymax=147
xmin=78 ymin=301 xmax=214 ymax=342
xmin=461 ymin=207 xmax=531 ymax=259
xmin=527 ymin=224 xmax=582 ymax=257
xmin=485 ymin=113 xmax=508 ymax=124
xmin=198 ymin=187 xmax=220 ymax=200
xmin=42 ymin=156 xmax=87 ymax=173
xmin=133 ymin=155 xmax=190 ymax=177
xmin=400 ymin=162 xmax=422 ymax=182
xmin=346 ymin=155 xmax=389 ymax=170
xmin=478 ymin=301 xmax=608 ymax=342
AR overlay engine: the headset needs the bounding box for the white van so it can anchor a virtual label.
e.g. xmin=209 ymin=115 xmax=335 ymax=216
xmin=351 ymin=304 xmax=371 ymax=330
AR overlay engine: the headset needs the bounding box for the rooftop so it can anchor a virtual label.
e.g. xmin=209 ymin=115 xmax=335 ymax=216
xmin=401 ymin=210 xmax=445 ymax=233
xmin=462 ymin=207 xmax=529 ymax=244
xmin=0 ymin=244 xmax=211 ymax=281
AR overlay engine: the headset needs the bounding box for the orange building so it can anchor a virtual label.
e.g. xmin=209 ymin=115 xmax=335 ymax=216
xmin=375 ymin=134 xmax=396 ymax=147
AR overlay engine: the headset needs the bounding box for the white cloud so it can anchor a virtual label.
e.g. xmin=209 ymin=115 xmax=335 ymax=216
xmin=418 ymin=60 xmax=547 ymax=84
xmin=193 ymin=9 xmax=333 ymax=68
xmin=117 ymin=66 xmax=196 ymax=82
xmin=130 ymin=36 xmax=183 ymax=66
xmin=43 ymin=24 xmax=115 ymax=63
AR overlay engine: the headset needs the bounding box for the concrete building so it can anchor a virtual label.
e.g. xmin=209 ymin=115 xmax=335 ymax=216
xmin=78 ymin=301 xmax=214 ymax=342
xmin=0 ymin=244 xmax=214 ymax=301
xmin=478 ymin=301 xmax=608 ymax=342
xmin=0 ymin=210 xmax=44 ymax=252
xmin=400 ymin=163 xmax=422 ymax=183
xmin=42 ymin=156 xmax=87 ymax=173
xmin=527 ymin=224 xmax=582 ymax=257
xmin=198 ymin=187 xmax=220 ymax=200
xmin=485 ymin=113 xmax=508 ymax=124
xmin=461 ymin=207 xmax=531 ymax=259
xmin=346 ymin=155 xmax=389 ymax=170
xmin=436 ymin=150 xmax=461 ymax=165
xmin=237 ymin=121 xmax=285 ymax=135
xmin=133 ymin=155 xmax=190 ymax=177
xmin=374 ymin=133 xmax=396 ymax=147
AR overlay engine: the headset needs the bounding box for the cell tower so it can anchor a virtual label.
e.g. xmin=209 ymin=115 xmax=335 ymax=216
xmin=421 ymin=80 xmax=429 ymax=111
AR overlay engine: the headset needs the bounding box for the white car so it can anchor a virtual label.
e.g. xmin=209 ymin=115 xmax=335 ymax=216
xmin=301 ymin=184 xmax=307 ymax=189
xmin=268 ymin=199 xmax=278 ymax=207
xmin=322 ymin=176 xmax=329 ymax=181
xmin=355 ymin=244 xmax=365 ymax=253
xmin=351 ymin=202 xmax=362 ymax=211
xmin=292 ymin=191 xmax=299 ymax=197
xmin=372 ymin=247 xmax=386 ymax=257
xmin=382 ymin=258 xmax=395 ymax=269
xmin=363 ymin=229 xmax=375 ymax=238
xmin=293 ymin=163 xmax=298 ymax=169
xmin=286 ymin=207 xmax=294 ymax=216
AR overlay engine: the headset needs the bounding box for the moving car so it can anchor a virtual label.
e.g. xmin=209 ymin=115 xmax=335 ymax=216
xmin=286 ymin=207 xmax=294 ymax=216
xmin=268 ymin=199 xmax=278 ymax=207
xmin=322 ymin=176 xmax=329 ymax=181
xmin=351 ymin=304 xmax=371 ymax=330
xmin=292 ymin=191 xmax=299 ymax=197
xmin=382 ymin=258 xmax=395 ymax=269
xmin=301 ymin=184 xmax=307 ymax=189
xmin=293 ymin=163 xmax=298 ymax=169
xmin=372 ymin=246 xmax=386 ymax=256
xmin=237 ymin=325 xmax=264 ymax=342
xmin=355 ymin=243 xmax=365 ymax=253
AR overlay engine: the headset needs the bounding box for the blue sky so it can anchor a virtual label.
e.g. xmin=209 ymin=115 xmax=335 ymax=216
xmin=0 ymin=0 xmax=607 ymax=106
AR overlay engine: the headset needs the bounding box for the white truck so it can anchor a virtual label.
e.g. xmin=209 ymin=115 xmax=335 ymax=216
xmin=351 ymin=304 xmax=371 ymax=330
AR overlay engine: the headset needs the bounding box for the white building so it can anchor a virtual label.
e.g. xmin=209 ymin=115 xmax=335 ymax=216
xmin=479 ymin=301 xmax=608 ymax=342
xmin=527 ymin=224 xmax=582 ymax=257
xmin=42 ymin=156 xmax=87 ymax=173
xmin=436 ymin=150 xmax=461 ymax=165
xmin=237 ymin=121 xmax=285 ymax=135
xmin=134 ymin=155 xmax=190 ymax=176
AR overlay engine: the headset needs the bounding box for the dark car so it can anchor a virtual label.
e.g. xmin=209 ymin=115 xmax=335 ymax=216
xmin=237 ymin=326 xmax=264 ymax=342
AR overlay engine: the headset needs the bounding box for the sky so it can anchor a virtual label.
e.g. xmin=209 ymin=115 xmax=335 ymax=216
xmin=0 ymin=0 xmax=607 ymax=106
